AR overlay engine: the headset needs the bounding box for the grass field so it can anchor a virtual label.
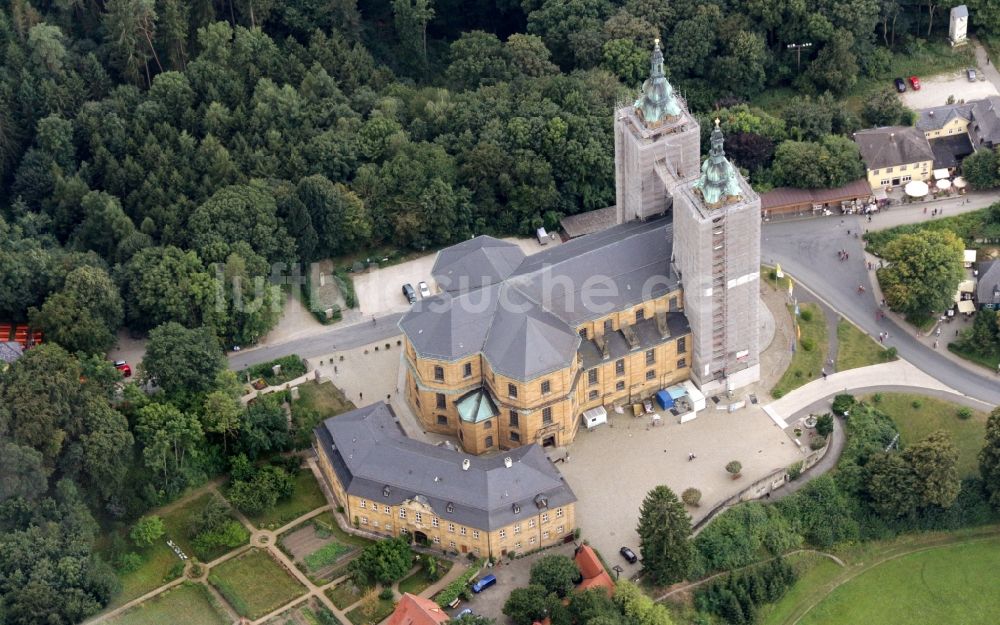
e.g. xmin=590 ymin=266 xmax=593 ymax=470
xmin=398 ymin=558 xmax=454 ymax=596
xmin=208 ymin=549 xmax=307 ymax=619
xmin=107 ymin=492 xmax=241 ymax=608
xmin=345 ymin=596 xmax=395 ymax=625
xmin=310 ymin=511 xmax=374 ymax=548
xmin=261 ymin=597 xmax=346 ymax=625
xmin=865 ymin=393 xmax=989 ymax=477
xmin=107 ymin=583 xmax=228 ymax=625
xmin=291 ymin=381 xmax=356 ymax=447
xmin=326 ymin=580 xmax=368 ymax=610
xmin=796 ymin=538 xmax=1000 ymax=625
xmin=771 ymin=302 xmax=828 ymax=398
xmin=836 ymin=319 xmax=893 ymax=371
xmin=243 ymin=469 xmax=328 ymax=529
xmin=948 ymin=341 xmax=1000 ymax=371
xmin=304 ymin=541 xmax=352 ymax=572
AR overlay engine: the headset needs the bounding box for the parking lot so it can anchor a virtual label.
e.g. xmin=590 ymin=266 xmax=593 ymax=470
xmin=900 ymin=69 xmax=998 ymax=109
xmin=558 ymin=403 xmax=804 ymax=564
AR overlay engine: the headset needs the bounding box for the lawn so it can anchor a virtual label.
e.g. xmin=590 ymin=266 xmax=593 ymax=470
xmin=291 ymin=381 xmax=357 ymax=448
xmin=948 ymin=341 xmax=1000 ymax=371
xmin=304 ymin=541 xmax=352 ymax=572
xmin=836 ymin=319 xmax=893 ymax=371
xmin=242 ymin=469 xmax=328 ymax=529
xmin=865 ymin=392 xmax=989 ymax=477
xmin=208 ymin=548 xmax=307 ymax=620
xmin=398 ymin=557 xmax=454 ymax=596
xmin=757 ymin=554 xmax=843 ymax=625
xmin=345 ymin=596 xmax=396 ymax=625
xmin=107 ymin=492 xmax=243 ymax=608
xmin=309 ymin=511 xmax=373 ymax=548
xmin=325 ymin=580 xmax=368 ymax=610
xmin=795 ymin=537 xmax=1000 ymax=625
xmin=771 ymin=302 xmax=828 ymax=398
xmin=261 ymin=597 xmax=346 ymax=625
xmin=107 ymin=583 xmax=228 ymax=625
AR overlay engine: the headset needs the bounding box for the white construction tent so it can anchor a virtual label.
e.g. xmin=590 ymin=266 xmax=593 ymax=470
xmin=581 ymin=406 xmax=608 ymax=430
xmin=964 ymin=250 xmax=977 ymax=267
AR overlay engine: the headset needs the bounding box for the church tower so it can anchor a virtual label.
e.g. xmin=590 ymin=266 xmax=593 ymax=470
xmin=672 ymin=120 xmax=761 ymax=393
xmin=614 ymin=39 xmax=700 ymax=224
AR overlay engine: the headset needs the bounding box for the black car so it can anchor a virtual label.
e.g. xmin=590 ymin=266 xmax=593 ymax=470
xmin=894 ymin=77 xmax=906 ymax=93
xmin=620 ymin=546 xmax=638 ymax=564
xmin=402 ymin=283 xmax=417 ymax=304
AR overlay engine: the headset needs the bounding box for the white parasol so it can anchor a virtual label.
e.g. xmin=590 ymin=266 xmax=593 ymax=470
xmin=904 ymin=180 xmax=929 ymax=197
xmin=953 ymin=176 xmax=967 ymax=188
xmin=936 ymin=178 xmax=952 ymax=190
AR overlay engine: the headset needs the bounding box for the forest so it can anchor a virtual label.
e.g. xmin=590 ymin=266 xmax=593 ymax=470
xmin=0 ymin=1 xmax=995 ymax=623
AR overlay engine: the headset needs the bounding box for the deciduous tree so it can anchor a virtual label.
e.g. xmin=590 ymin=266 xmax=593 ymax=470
xmin=980 ymin=407 xmax=1000 ymax=508
xmin=529 ymin=554 xmax=580 ymax=597
xmin=879 ymin=230 xmax=965 ymax=318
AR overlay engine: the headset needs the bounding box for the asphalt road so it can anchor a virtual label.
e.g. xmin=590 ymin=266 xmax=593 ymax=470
xmin=762 ymin=197 xmax=1000 ymax=406
xmin=228 ymin=312 xmax=405 ymax=370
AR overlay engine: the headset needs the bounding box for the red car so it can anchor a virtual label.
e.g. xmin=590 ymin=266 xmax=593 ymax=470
xmin=114 ymin=360 xmax=132 ymax=377
xmin=909 ymin=75 xmax=921 ymax=90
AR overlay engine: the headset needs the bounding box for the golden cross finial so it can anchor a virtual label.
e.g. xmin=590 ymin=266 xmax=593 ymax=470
xmin=654 ymin=37 xmax=660 ymax=48
xmin=714 ymin=117 xmax=721 ymax=128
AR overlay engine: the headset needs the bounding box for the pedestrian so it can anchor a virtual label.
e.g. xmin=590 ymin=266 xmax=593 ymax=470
xmin=847 ymin=229 xmax=851 ymax=236
xmin=934 ymin=340 xmax=939 ymax=349
xmin=359 ymin=391 xmax=363 ymax=400
xmin=924 ymin=206 xmax=927 ymax=214
xmin=881 ymin=298 xmax=886 ymax=307
xmin=372 ymin=316 xmax=376 ymax=326
xmin=821 ymin=368 xmax=827 ymax=380
xmin=334 ymin=365 xmax=338 ymax=374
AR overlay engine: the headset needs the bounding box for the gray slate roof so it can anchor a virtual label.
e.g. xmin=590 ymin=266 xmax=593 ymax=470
xmin=969 ymin=96 xmax=1000 ymax=146
xmin=400 ymin=218 xmax=679 ymax=380
xmin=978 ymin=261 xmax=1000 ymax=306
xmin=314 ymin=402 xmax=576 ymax=531
xmin=432 ymin=236 xmax=525 ymax=293
xmin=854 ymin=127 xmax=935 ymax=170
xmin=0 ymin=342 xmax=23 ymax=364
xmin=916 ymin=103 xmax=973 ymax=132
xmin=953 ymin=4 xmax=968 ymax=18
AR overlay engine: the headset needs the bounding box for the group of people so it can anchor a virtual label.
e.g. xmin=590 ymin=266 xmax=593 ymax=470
xmin=837 ymin=249 xmax=851 ymax=261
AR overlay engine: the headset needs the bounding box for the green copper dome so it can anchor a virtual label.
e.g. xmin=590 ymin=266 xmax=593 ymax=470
xmin=693 ymin=120 xmax=743 ymax=208
xmin=634 ymin=39 xmax=681 ymax=127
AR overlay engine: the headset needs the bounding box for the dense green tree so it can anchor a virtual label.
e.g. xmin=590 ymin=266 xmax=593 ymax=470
xmin=129 ymin=515 xmax=165 ymax=547
xmin=141 ymin=322 xmax=225 ymax=395
xmin=602 ymin=38 xmax=647 ymax=86
xmin=29 ymin=265 xmax=124 ymax=354
xmin=350 ymin=536 xmax=413 ymax=587
xmin=980 ymin=407 xmax=1000 ymax=508
xmin=770 ymin=137 xmax=864 ymax=189
xmin=116 ymin=246 xmax=215 ymax=331
xmin=134 ymin=402 xmax=205 ymax=492
xmin=806 ymin=31 xmax=859 ymax=94
xmin=237 ymin=393 xmax=291 ymax=458
xmin=879 ymin=230 xmax=965 ymax=317
xmin=903 ymin=430 xmax=960 ymax=509
xmin=862 ymin=89 xmax=912 ymax=127
xmin=189 ymin=182 xmax=294 ymax=266
xmin=961 ymin=147 xmax=999 ymax=190
xmin=615 ymin=579 xmax=675 ymax=625
xmin=567 ymin=587 xmax=618 ymax=623
xmin=866 ymin=452 xmax=920 ymax=517
xmin=296 ymin=175 xmax=371 ymax=258
xmin=502 ymin=584 xmax=550 ymax=625
xmin=529 ymin=554 xmax=581 ymax=597
xmin=505 ymin=34 xmax=558 ymax=77
xmin=637 ymin=485 xmax=693 ymax=585
xmin=0 ymin=441 xmax=48 ymax=503
xmin=227 ymin=464 xmax=294 ymax=514
xmin=447 ymin=31 xmax=510 ymax=89
xmin=71 ymin=191 xmax=137 ymax=261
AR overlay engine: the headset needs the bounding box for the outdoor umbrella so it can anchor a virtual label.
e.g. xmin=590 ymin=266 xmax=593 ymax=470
xmin=904 ymin=180 xmax=929 ymax=197
xmin=953 ymin=177 xmax=967 ymax=188
xmin=936 ymin=178 xmax=952 ymax=190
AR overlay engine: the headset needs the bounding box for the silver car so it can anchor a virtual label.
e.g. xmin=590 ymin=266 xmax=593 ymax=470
xmin=418 ymin=281 xmax=431 ymax=298
xmin=968 ymin=68 xmax=977 ymax=82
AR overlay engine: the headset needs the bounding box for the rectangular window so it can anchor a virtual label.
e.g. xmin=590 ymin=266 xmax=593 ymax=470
xmin=483 ymin=419 xmax=491 ymax=430
xmin=384 ymin=505 xmax=390 ymax=514
xmin=529 ymin=536 xmax=537 ymax=545
xmin=902 ymin=175 xmax=912 ymax=183
xmin=386 ymin=523 xmax=392 ymax=531
xmin=499 ymin=529 xmax=506 ymax=538
xmin=414 ymin=512 xmax=422 ymax=524
xmin=557 ymin=525 xmax=564 ymax=534
xmin=900 ymin=164 xmax=907 ymax=171
xmin=434 ymin=366 xmax=444 ymax=381
xmin=448 ymin=523 xmax=455 ymax=533
xmin=473 ymin=530 xmax=480 ymax=539
xmin=460 ymin=526 xmax=467 ymax=536
xmin=588 ymin=369 xmax=598 ymax=385
xmin=372 ymin=520 xmax=379 ymax=528
xmin=635 ymin=308 xmax=645 ymax=322
xmin=359 ymin=500 xmax=366 ymax=509
xmin=541 ymin=513 xmax=549 ymax=523
xmin=510 ymin=431 xmax=520 ymax=442
xmin=615 ymin=359 xmax=625 ymax=376
xmin=509 ymin=411 xmax=519 ymax=428
xmin=399 ymin=509 xmax=406 ymax=519
xmin=556 ymin=508 xmax=564 ymax=518
xmin=515 ymin=541 xmax=522 ymax=549
xmin=645 ymin=349 xmax=655 ymax=365
xmin=887 ymin=166 xmax=894 ymax=173
xmin=646 ymin=369 xmax=656 ymax=381
xmin=449 ymin=540 xmax=456 ymax=548
xmin=677 ymin=358 xmax=687 ymax=369
xmin=433 ymin=536 xmax=440 ymax=543
xmin=578 ymin=328 xmax=588 ymax=339
xmin=540 ymin=380 xmax=551 ymax=394
xmin=616 ymin=381 xmax=625 ymax=391
xmin=529 ymin=519 xmax=536 ymax=528
xmin=880 ymin=179 xmax=890 ymax=186
xmin=436 ymin=393 xmax=446 ymax=409
xmin=485 ymin=435 xmax=494 ymax=447
xmin=873 ymin=168 xmax=880 ymax=175
xmin=677 ymin=337 xmax=686 ymax=353
xmin=603 ymin=319 xmax=613 ymax=334
xmin=543 ymin=530 xmax=550 ymax=540
xmin=669 ymin=296 xmax=678 ymax=311
xmin=508 ymin=383 xmax=518 ymax=398
xmin=542 ymin=407 xmax=552 ymax=425
xmin=360 ymin=516 xmax=368 ymax=525
xmin=432 ymin=517 xmax=439 ymax=527
xmin=463 ymin=362 xmax=472 ymax=378
xmin=514 ymin=524 xmax=521 ymax=534
xmin=588 ymin=390 xmax=599 ymax=401
xmin=437 ymin=414 xmax=448 ymax=425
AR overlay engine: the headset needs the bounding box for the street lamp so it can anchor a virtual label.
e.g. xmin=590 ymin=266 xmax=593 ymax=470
xmin=786 ymin=42 xmax=813 ymax=72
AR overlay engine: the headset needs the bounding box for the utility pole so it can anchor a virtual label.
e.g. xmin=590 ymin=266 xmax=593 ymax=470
xmin=786 ymin=42 xmax=813 ymax=72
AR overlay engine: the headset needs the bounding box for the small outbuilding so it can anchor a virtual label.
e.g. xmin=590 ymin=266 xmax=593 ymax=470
xmin=581 ymin=406 xmax=608 ymax=430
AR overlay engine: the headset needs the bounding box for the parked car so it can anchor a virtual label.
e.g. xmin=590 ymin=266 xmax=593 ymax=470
xmin=402 ymin=283 xmax=417 ymax=304
xmin=909 ymin=75 xmax=921 ymax=90
xmin=620 ymin=546 xmax=639 ymax=564
xmin=456 ymin=608 xmax=474 ymax=618
xmin=114 ymin=360 xmax=132 ymax=378
xmin=894 ymin=77 xmax=906 ymax=92
xmin=418 ymin=281 xmax=431 ymax=298
xmin=471 ymin=574 xmax=497 ymax=593
xmin=968 ymin=68 xmax=978 ymax=81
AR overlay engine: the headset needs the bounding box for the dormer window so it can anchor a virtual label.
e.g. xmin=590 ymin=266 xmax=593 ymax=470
xmin=383 ymin=486 xmax=391 ymax=497
xmin=513 ymin=504 xmax=521 ymax=514
xmin=534 ymin=494 xmax=549 ymax=509
xmin=446 ymin=502 xmax=455 ymax=513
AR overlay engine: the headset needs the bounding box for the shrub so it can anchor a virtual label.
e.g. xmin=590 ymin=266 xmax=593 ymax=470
xmin=130 ymin=515 xmax=165 ymax=547
xmin=116 ymin=552 xmax=143 ymax=573
xmin=815 ymin=413 xmax=834 ymax=437
xmin=809 ymin=435 xmax=828 ymax=450
xmin=378 ymin=587 xmax=394 ymax=600
xmin=787 ymin=461 xmax=804 ymax=481
xmin=772 ymin=388 xmax=785 ymax=399
xmin=726 ymin=461 xmax=742 ymax=477
xmin=957 ymin=407 xmax=973 ymax=420
xmin=351 ymin=537 xmax=412 ymax=587
xmin=873 ymin=393 xmax=883 ymax=402
xmin=694 ymin=558 xmax=797 ymax=624
xmin=768 ymin=270 xmax=777 ymax=281
xmin=911 ymin=399 xmax=923 ymax=409
xmin=832 ymin=393 xmax=855 ymax=416
xmin=247 ymin=355 xmax=307 ymax=386
xmin=435 ymin=559 xmax=484 ymax=607
xmin=192 ymin=519 xmax=250 ymax=559
xmin=883 ymin=346 xmax=898 ymax=361
xmin=800 ymin=309 xmax=813 ymax=322
xmin=800 ymin=337 xmax=815 ymax=351
xmin=682 ymin=488 xmax=702 ymax=506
